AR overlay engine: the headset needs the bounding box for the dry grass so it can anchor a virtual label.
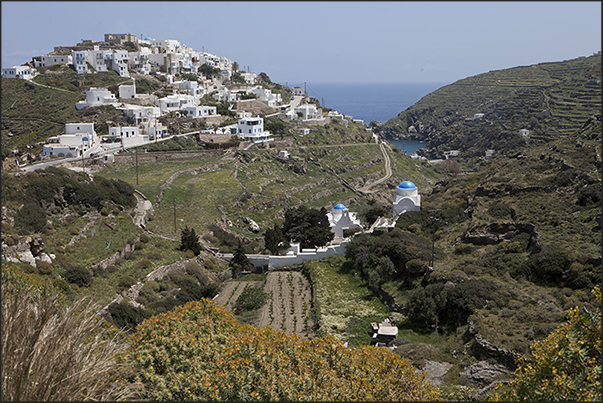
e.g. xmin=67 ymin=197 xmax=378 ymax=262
xmin=1 ymin=285 xmax=141 ymax=401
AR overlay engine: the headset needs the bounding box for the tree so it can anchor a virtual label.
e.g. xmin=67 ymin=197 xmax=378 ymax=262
xmin=179 ymin=226 xmax=201 ymax=255
xmin=231 ymin=71 xmax=246 ymax=84
xmin=282 ymin=206 xmax=334 ymax=249
xmin=230 ymin=242 xmax=253 ymax=278
xmin=493 ymin=285 xmax=600 ymax=401
xmin=257 ymin=72 xmax=271 ymax=84
xmin=232 ymin=61 xmax=239 ymax=72
xmin=264 ymin=223 xmax=288 ymax=255
xmin=14 ymin=202 xmax=47 ymax=233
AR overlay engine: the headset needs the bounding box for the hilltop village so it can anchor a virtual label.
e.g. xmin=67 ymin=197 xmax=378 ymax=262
xmin=3 ymin=32 xmax=423 ymax=271
xmin=3 ymin=32 xmax=366 ymax=161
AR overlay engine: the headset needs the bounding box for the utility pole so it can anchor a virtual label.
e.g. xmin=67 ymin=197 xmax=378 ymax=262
xmin=135 ymin=147 xmax=139 ymax=185
xmin=173 ymin=194 xmax=177 ymax=235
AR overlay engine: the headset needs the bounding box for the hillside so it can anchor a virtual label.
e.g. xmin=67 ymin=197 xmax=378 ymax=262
xmin=375 ymin=53 xmax=601 ymax=159
xmin=1 ymin=53 xmax=601 ymax=401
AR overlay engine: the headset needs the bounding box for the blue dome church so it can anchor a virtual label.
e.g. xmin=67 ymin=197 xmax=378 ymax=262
xmin=393 ymin=181 xmax=421 ymax=218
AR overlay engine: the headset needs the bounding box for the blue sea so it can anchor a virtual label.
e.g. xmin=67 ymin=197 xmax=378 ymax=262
xmin=305 ymin=82 xmax=445 ymax=154
xmin=306 ymin=82 xmax=446 ymax=124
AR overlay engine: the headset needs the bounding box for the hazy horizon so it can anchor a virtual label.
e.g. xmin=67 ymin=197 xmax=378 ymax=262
xmin=1 ymin=1 xmax=600 ymax=86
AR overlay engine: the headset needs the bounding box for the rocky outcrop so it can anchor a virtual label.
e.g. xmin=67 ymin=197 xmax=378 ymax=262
xmin=462 ymin=222 xmax=540 ymax=250
xmin=1 ymin=234 xmax=54 ymax=267
xmin=243 ymin=217 xmax=260 ymax=233
xmin=419 ymin=361 xmax=453 ymax=386
xmin=466 ymin=320 xmax=526 ymax=370
xmin=459 ymin=360 xmax=510 ymax=384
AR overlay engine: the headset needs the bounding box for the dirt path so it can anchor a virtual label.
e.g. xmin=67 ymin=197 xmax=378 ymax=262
xmin=359 ymin=142 xmax=392 ymax=193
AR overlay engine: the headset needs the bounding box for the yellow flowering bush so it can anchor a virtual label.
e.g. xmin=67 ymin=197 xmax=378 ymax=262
xmin=493 ymin=285 xmax=601 ymax=401
xmin=126 ymin=298 xmax=440 ymax=401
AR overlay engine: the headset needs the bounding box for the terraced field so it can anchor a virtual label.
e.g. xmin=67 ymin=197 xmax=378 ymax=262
xmin=215 ymin=271 xmax=314 ymax=338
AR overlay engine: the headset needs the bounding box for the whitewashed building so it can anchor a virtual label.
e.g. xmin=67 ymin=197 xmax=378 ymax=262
xmin=119 ymin=80 xmax=136 ymax=99
xmin=33 ymin=54 xmax=72 ymax=68
xmin=236 ymin=116 xmax=272 ymax=143
xmin=249 ymin=86 xmax=282 ymax=107
xmin=41 ymin=123 xmax=97 ymax=158
xmin=76 ymin=88 xmax=116 ymax=110
xmin=156 ymin=94 xmax=196 ymax=113
xmin=393 ymin=181 xmax=421 ymax=218
xmin=72 ymin=50 xmax=89 ymax=74
xmin=182 ymin=105 xmax=218 ymax=118
xmin=289 ymin=104 xmax=324 ymax=121
xmin=2 ymin=65 xmax=36 ymax=79
xmin=327 ymin=204 xmax=363 ymax=241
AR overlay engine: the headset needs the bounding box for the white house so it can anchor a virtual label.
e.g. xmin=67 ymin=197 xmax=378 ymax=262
xmin=212 ymin=88 xmax=239 ymax=103
xmin=88 ymin=46 xmax=111 ymax=73
xmin=118 ymin=105 xmax=161 ymax=126
xmin=473 ymin=113 xmax=485 ymax=120
xmin=393 ymin=181 xmax=421 ymax=218
xmin=72 ymin=50 xmax=89 ymax=74
xmin=292 ymin=86 xmax=307 ymax=96
xmin=119 ymin=80 xmax=136 ymax=99
xmin=145 ymin=121 xmax=169 ymax=140
xmin=182 ymin=105 xmax=219 ymax=118
xmin=41 ymin=123 xmax=97 ymax=158
xmin=290 ymin=104 xmax=324 ymax=121
xmin=33 ymin=54 xmax=72 ymax=68
xmin=249 ymin=86 xmax=282 ymax=107
xmin=236 ymin=116 xmax=272 ymax=143
xmin=178 ymin=80 xmax=207 ymax=99
xmin=111 ymin=49 xmax=130 ymax=77
xmin=156 ymin=94 xmax=196 ymax=113
xmin=519 ymin=128 xmax=530 ymax=137
xmin=75 ymin=88 xmax=116 ymax=110
xmin=241 ymin=72 xmax=257 ymax=84
xmin=327 ymin=203 xmax=363 ymax=241
xmin=443 ymin=150 xmax=460 ymax=159
xmin=109 ymin=126 xmax=139 ymax=139
xmin=128 ymin=48 xmax=152 ymax=75
xmin=109 ymin=126 xmax=147 ymax=147
xmin=2 ymin=65 xmax=36 ymax=79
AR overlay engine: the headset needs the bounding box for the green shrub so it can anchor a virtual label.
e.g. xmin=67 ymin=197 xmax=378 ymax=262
xmin=52 ymin=278 xmax=72 ymax=295
xmin=117 ymin=275 xmax=136 ymax=290
xmin=454 ymin=244 xmax=473 ymax=255
xmin=100 ymin=207 xmax=109 ymax=216
xmin=233 ymin=284 xmax=268 ymax=314
xmin=36 ymin=261 xmax=54 ymax=275
xmin=107 ymin=301 xmax=151 ymax=332
xmin=64 ymin=266 xmax=92 ymax=287
xmin=139 ymin=233 xmax=150 ymax=243
xmin=15 ymin=202 xmax=47 ymax=234
xmin=136 ymin=259 xmax=153 ymax=270
xmin=146 ymin=252 xmax=163 ymax=260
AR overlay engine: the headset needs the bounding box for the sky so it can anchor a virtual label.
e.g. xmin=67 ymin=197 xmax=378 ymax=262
xmin=1 ymin=1 xmax=601 ymax=86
